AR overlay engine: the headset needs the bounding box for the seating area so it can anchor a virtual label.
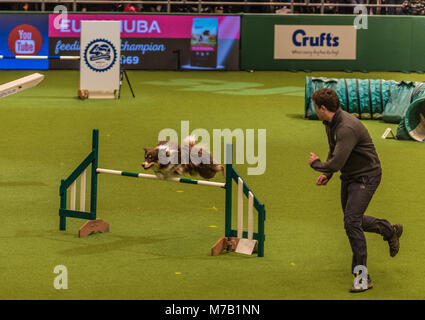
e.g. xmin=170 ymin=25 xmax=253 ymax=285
xmin=1 ymin=0 xmax=423 ymax=15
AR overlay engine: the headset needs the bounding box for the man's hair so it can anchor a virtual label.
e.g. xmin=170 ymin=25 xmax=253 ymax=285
xmin=311 ymin=88 xmax=340 ymax=112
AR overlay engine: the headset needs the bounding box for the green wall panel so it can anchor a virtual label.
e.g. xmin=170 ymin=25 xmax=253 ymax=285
xmin=241 ymin=14 xmax=425 ymax=72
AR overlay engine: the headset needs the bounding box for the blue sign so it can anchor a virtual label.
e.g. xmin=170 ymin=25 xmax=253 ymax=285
xmin=0 ymin=14 xmax=49 ymax=70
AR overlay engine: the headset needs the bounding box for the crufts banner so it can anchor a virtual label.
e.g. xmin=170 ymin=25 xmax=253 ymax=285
xmin=49 ymin=14 xmax=240 ymax=70
xmin=274 ymin=25 xmax=357 ymax=60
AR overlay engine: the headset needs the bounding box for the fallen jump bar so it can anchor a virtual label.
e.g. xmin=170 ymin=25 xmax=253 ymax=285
xmin=96 ymin=168 xmax=226 ymax=188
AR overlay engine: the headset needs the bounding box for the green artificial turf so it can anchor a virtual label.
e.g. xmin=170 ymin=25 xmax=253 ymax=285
xmin=1 ymin=69 xmax=425 ymax=300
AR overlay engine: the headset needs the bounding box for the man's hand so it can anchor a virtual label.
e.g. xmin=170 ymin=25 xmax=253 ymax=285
xmin=316 ymin=174 xmax=329 ymax=186
xmin=309 ymin=152 xmax=320 ymax=165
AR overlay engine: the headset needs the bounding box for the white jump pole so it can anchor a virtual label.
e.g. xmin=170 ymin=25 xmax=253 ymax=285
xmin=69 ymin=170 xmax=87 ymax=212
xmin=96 ymin=168 xmax=226 ymax=188
xmin=80 ymin=169 xmax=86 ymax=212
xmin=234 ymin=178 xmax=257 ymax=256
xmin=248 ymin=191 xmax=254 ymax=240
xmin=237 ymin=177 xmax=244 ymax=239
xmin=70 ymin=180 xmax=76 ymax=211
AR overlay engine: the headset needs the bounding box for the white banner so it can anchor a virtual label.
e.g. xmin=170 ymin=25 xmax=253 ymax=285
xmin=80 ymin=21 xmax=120 ymax=96
xmin=274 ymin=25 xmax=357 ymax=60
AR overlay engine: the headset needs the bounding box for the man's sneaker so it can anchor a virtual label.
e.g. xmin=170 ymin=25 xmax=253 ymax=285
xmin=349 ymin=275 xmax=373 ymax=293
xmin=387 ymin=224 xmax=403 ymax=257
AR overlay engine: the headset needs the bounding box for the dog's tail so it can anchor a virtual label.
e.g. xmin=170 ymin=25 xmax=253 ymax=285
xmin=183 ymin=136 xmax=211 ymax=151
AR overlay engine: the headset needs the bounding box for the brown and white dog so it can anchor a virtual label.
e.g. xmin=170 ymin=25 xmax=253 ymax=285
xmin=142 ymin=137 xmax=224 ymax=180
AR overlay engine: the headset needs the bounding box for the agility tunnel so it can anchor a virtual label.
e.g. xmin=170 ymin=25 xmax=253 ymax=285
xmin=305 ymin=76 xmax=398 ymax=120
xmin=58 ymin=130 xmax=266 ymax=257
xmin=396 ymin=97 xmax=425 ymax=142
xmin=305 ymin=77 xmax=425 ymax=142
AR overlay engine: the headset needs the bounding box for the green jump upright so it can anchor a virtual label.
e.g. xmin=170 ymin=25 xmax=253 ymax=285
xmin=59 ymin=129 xmax=99 ymax=231
xmin=225 ymin=144 xmax=233 ymax=240
xmin=224 ymin=143 xmax=266 ymax=257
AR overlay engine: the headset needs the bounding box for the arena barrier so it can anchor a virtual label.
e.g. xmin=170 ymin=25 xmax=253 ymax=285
xmin=59 ymin=129 xmax=266 ymax=257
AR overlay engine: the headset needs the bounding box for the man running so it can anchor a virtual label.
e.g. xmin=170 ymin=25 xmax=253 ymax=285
xmin=308 ymin=88 xmax=403 ymax=293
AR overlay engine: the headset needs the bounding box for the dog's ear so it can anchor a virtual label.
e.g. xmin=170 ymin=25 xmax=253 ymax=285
xmin=143 ymin=147 xmax=151 ymax=154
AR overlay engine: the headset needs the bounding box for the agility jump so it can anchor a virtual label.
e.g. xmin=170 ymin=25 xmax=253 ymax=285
xmin=58 ymin=129 xmax=266 ymax=257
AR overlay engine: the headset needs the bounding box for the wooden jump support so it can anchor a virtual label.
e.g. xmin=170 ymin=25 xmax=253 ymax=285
xmin=59 ymin=129 xmax=266 ymax=257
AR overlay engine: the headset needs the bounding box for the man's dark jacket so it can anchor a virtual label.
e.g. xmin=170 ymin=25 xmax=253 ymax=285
xmin=311 ymin=108 xmax=382 ymax=180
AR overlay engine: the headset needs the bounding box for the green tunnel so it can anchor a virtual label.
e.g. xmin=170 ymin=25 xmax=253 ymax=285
xmin=397 ymin=98 xmax=425 ymax=142
xmin=305 ymin=76 xmax=397 ymax=120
